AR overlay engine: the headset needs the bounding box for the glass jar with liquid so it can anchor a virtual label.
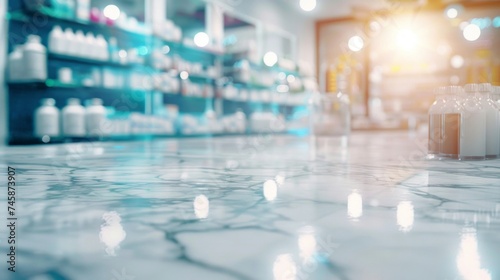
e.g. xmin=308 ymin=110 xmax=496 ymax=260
xmin=439 ymin=86 xmax=463 ymax=159
xmin=428 ymin=87 xmax=446 ymax=159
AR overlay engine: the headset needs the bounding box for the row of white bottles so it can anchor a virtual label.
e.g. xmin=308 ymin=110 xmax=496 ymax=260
xmin=34 ymin=98 xmax=107 ymax=138
xmin=428 ymin=84 xmax=500 ymax=160
xmin=49 ymin=25 xmax=109 ymax=61
xmin=8 ymin=35 xmax=47 ymax=82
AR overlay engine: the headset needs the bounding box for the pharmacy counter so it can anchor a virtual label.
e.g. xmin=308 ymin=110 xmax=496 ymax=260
xmin=0 ymin=132 xmax=499 ymax=280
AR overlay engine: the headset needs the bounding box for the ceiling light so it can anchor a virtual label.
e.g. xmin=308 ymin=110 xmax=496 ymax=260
xmin=194 ymin=32 xmax=210 ymax=48
xmin=463 ymin=24 xmax=481 ymax=41
xmin=263 ymin=51 xmax=278 ymax=67
xmin=103 ymin=5 xmax=121 ymax=21
xmin=300 ymin=0 xmax=316 ymax=12
xmin=446 ymin=8 xmax=458 ymax=19
xmin=348 ymin=36 xmax=364 ymax=52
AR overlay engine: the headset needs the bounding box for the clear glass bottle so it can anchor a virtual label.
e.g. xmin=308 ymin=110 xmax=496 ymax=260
xmin=62 ymin=98 xmax=86 ymax=137
xmin=460 ymin=84 xmax=486 ymax=160
xmin=439 ymin=86 xmax=463 ymax=159
xmin=309 ymin=91 xmax=350 ymax=137
xmin=495 ymin=86 xmax=500 ymax=156
xmin=34 ymin=98 xmax=60 ymax=137
xmin=477 ymin=83 xmax=499 ymax=159
xmin=428 ymin=87 xmax=446 ymax=159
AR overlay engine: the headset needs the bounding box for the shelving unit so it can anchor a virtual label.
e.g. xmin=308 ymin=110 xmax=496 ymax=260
xmin=5 ymin=1 xmax=310 ymax=145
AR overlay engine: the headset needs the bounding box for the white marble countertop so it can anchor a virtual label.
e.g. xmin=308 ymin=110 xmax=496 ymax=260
xmin=0 ymin=132 xmax=499 ymax=280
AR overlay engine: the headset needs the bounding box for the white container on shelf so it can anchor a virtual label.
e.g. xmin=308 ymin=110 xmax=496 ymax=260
xmin=85 ymin=32 xmax=98 ymax=60
xmin=8 ymin=45 xmax=24 ymax=82
xmin=76 ymin=0 xmax=90 ymax=21
xmin=75 ymin=30 xmax=86 ymax=57
xmin=23 ymin=35 xmax=47 ymax=81
xmin=64 ymin=28 xmax=77 ymax=56
xmin=62 ymin=98 xmax=86 ymax=137
xmin=95 ymin=35 xmax=109 ymax=61
xmin=49 ymin=25 xmax=65 ymax=54
xmin=34 ymin=98 xmax=60 ymax=137
xmin=85 ymin=98 xmax=107 ymax=136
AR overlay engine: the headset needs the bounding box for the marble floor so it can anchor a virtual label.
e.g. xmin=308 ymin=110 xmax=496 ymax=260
xmin=0 ymin=132 xmax=499 ymax=280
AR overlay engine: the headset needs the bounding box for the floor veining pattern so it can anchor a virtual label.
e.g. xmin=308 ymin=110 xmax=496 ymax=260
xmin=0 ymin=132 xmax=499 ymax=280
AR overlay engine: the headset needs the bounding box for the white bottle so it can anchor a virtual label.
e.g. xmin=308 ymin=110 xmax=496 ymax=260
xmin=62 ymin=98 xmax=86 ymax=137
xmin=75 ymin=30 xmax=86 ymax=58
xmin=460 ymin=84 xmax=486 ymax=160
xmin=23 ymin=35 xmax=47 ymax=81
xmin=109 ymin=37 xmax=119 ymax=63
xmin=477 ymin=83 xmax=500 ymax=159
xmin=64 ymin=28 xmax=77 ymax=56
xmin=8 ymin=45 xmax=24 ymax=82
xmin=49 ymin=25 xmax=64 ymax=54
xmin=85 ymin=98 xmax=107 ymax=136
xmin=34 ymin=98 xmax=60 ymax=137
xmin=95 ymin=35 xmax=109 ymax=61
xmin=76 ymin=0 xmax=90 ymax=21
xmin=85 ymin=32 xmax=97 ymax=60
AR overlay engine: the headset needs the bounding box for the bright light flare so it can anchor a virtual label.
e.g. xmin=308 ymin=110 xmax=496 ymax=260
xmin=103 ymin=5 xmax=121 ymax=21
xmin=300 ymin=0 xmax=316 ymax=12
xmin=446 ymin=8 xmax=458 ymax=19
xmin=397 ymin=201 xmax=414 ymax=232
xmin=194 ymin=32 xmax=210 ymax=47
xmin=463 ymin=24 xmax=481 ymax=41
xmin=264 ymin=51 xmax=278 ymax=67
xmin=396 ymin=29 xmax=418 ymax=51
xmin=348 ymin=35 xmax=364 ymax=52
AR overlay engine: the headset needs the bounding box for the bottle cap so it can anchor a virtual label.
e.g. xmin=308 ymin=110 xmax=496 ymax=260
xmin=41 ymin=98 xmax=56 ymax=106
xmin=90 ymin=98 xmax=103 ymax=106
xmin=67 ymin=98 xmax=81 ymax=105
xmin=27 ymin=35 xmax=41 ymax=43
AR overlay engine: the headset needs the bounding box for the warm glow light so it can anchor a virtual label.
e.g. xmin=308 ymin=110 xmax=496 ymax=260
xmin=193 ymin=195 xmax=209 ymax=219
xmin=463 ymin=24 xmax=481 ymax=41
xmin=273 ymin=254 xmax=297 ymax=280
xmin=300 ymin=0 xmax=316 ymax=11
xmin=396 ymin=29 xmax=418 ymax=51
xmin=287 ymin=75 xmax=296 ymax=83
xmin=347 ymin=191 xmax=363 ymax=220
xmin=194 ymin=32 xmax=210 ymax=47
xmin=451 ymin=55 xmax=465 ymax=69
xmin=348 ymin=35 xmax=364 ymax=52
xmin=446 ymin=8 xmax=458 ymax=19
xmin=180 ymin=71 xmax=189 ymax=80
xmin=263 ymin=180 xmax=278 ymax=201
xmin=397 ymin=201 xmax=414 ymax=232
xmin=263 ymin=51 xmax=278 ymax=67
xmin=103 ymin=5 xmax=121 ymax=21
